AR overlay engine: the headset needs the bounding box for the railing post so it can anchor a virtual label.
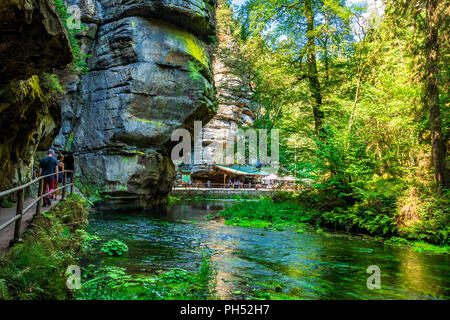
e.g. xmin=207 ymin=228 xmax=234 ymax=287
xmin=13 ymin=189 xmax=24 ymax=244
xmin=35 ymin=178 xmax=43 ymax=216
xmin=62 ymin=171 xmax=66 ymax=200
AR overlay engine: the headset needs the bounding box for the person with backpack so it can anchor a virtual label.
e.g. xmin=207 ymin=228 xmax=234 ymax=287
xmin=39 ymin=149 xmax=59 ymax=207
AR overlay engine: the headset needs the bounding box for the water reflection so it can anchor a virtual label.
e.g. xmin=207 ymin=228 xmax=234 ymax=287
xmin=85 ymin=200 xmax=450 ymax=300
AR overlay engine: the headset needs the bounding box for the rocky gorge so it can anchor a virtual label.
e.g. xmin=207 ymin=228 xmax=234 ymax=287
xmin=192 ymin=5 xmax=253 ymax=171
xmin=0 ymin=0 xmax=257 ymax=211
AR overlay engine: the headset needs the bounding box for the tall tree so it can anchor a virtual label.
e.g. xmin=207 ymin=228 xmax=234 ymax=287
xmin=390 ymin=0 xmax=449 ymax=187
xmin=241 ymin=0 xmax=351 ymax=138
xmin=425 ymin=0 xmax=448 ymax=186
xmin=304 ymin=0 xmax=325 ymax=137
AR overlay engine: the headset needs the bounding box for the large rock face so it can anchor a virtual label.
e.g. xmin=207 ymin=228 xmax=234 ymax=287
xmin=192 ymin=5 xmax=253 ymax=170
xmin=0 ymin=0 xmax=72 ymax=85
xmin=0 ymin=0 xmax=72 ymax=192
xmin=54 ymin=0 xmax=217 ymax=210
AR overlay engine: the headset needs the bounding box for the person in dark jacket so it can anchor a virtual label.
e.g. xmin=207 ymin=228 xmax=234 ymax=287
xmin=39 ymin=149 xmax=59 ymax=206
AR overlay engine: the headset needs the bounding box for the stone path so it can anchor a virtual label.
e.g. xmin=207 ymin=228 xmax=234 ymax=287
xmin=0 ymin=195 xmax=62 ymax=254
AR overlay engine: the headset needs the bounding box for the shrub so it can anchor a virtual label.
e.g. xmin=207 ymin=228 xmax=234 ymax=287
xmin=0 ymin=195 xmax=90 ymax=299
xmin=271 ymin=191 xmax=295 ymax=203
xmin=101 ymin=239 xmax=128 ymax=257
xmin=220 ymin=200 xmax=318 ymax=225
xmin=160 ymin=268 xmax=190 ymax=284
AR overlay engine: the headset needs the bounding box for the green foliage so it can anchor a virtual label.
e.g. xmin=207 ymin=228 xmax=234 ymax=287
xmin=168 ymin=195 xmax=181 ymax=203
xmin=19 ymin=75 xmax=44 ymax=101
xmin=224 ymin=217 xmax=271 ymax=228
xmin=76 ymin=254 xmax=217 ymax=300
xmin=0 ymin=198 xmax=14 ymax=208
xmin=220 ymin=200 xmax=319 ymax=227
xmin=101 ymin=239 xmax=128 ymax=257
xmin=16 ymin=72 xmax=65 ymax=104
xmin=385 ymin=236 xmax=410 ymax=246
xmin=74 ymin=176 xmax=104 ymax=202
xmin=226 ymin=0 xmax=449 ymax=249
xmin=220 ymin=193 xmax=448 ymax=248
xmin=320 ymin=204 xmax=397 ymax=236
xmin=65 ymin=131 xmax=74 ymax=151
xmin=40 ymin=73 xmax=64 ymax=95
xmin=408 ymin=242 xmax=449 ymax=254
xmin=160 ymin=268 xmax=190 ymax=284
xmin=53 ymin=0 xmax=90 ymax=74
xmin=77 ymin=230 xmax=101 ymax=253
xmin=0 ymin=195 xmax=90 ymax=299
xmin=0 ymin=279 xmax=10 ymax=300
xmin=398 ymin=190 xmax=450 ymax=245
xmin=272 ymin=191 xmax=298 ymax=203
xmin=386 ymin=237 xmax=449 ymax=254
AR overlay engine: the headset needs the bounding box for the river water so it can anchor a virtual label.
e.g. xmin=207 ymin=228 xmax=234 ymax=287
xmin=84 ymin=200 xmax=449 ymax=300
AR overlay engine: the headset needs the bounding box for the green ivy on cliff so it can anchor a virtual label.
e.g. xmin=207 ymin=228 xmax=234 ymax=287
xmin=16 ymin=0 xmax=90 ymax=101
xmin=17 ymin=73 xmax=64 ymax=102
xmin=54 ymin=0 xmax=90 ymax=75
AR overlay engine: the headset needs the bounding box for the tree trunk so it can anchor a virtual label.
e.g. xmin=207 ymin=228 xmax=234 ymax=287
xmin=426 ymin=0 xmax=448 ymax=186
xmin=324 ymin=37 xmax=330 ymax=83
xmin=304 ymin=0 xmax=325 ymax=138
xmin=324 ymin=8 xmax=330 ymax=83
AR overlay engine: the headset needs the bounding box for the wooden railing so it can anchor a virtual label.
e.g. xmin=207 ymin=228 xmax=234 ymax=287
xmin=173 ymin=182 xmax=297 ymax=190
xmin=174 ymin=182 xmax=258 ymax=189
xmin=0 ymin=170 xmax=74 ymax=244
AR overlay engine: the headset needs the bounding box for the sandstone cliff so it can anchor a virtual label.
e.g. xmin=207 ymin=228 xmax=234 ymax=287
xmin=53 ymin=0 xmax=218 ymax=210
xmin=192 ymin=1 xmax=253 ymax=170
xmin=0 ymin=0 xmax=72 ymax=193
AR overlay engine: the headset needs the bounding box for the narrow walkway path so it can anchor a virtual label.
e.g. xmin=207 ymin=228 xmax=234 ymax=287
xmin=0 ymin=195 xmax=62 ymax=254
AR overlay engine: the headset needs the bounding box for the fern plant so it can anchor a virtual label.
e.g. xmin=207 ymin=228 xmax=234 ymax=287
xmin=19 ymin=75 xmax=45 ymax=101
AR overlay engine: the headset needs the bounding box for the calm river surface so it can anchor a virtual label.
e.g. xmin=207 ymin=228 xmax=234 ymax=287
xmin=85 ymin=200 xmax=449 ymax=300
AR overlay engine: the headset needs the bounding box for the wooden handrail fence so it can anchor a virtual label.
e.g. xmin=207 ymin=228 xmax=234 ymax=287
xmin=173 ymin=182 xmax=298 ymax=191
xmin=0 ymin=170 xmax=74 ymax=244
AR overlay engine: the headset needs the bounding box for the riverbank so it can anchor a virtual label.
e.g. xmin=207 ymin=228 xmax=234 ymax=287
xmin=1 ymin=194 xmax=447 ymax=300
xmin=83 ymin=200 xmax=450 ymax=299
xmin=0 ymin=195 xmax=217 ymax=300
xmin=215 ymin=195 xmax=449 ymax=255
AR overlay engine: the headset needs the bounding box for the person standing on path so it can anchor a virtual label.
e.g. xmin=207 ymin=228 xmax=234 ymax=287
xmin=39 ymin=149 xmax=59 ymax=207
